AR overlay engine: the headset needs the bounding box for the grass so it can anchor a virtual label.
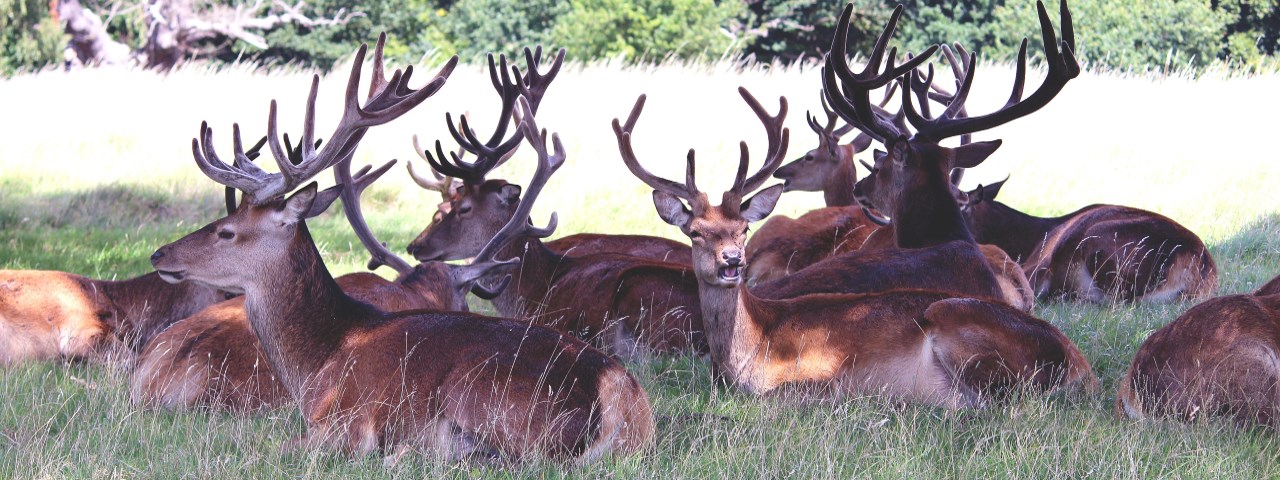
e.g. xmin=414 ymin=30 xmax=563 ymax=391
xmin=2 ymin=55 xmax=1280 ymax=478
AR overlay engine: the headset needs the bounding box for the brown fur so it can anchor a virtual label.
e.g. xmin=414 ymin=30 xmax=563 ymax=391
xmin=547 ymin=233 xmax=690 ymax=264
xmin=745 ymin=206 xmax=878 ymax=284
xmin=151 ymin=190 xmax=654 ymax=459
xmin=408 ymin=179 xmax=705 ymax=357
xmin=985 ymin=204 xmax=1219 ymax=302
xmin=1256 ymin=274 xmax=1280 ymax=296
xmin=130 ymin=264 xmax=492 ymax=412
xmin=1117 ymin=293 xmax=1280 ymax=427
xmin=656 ymin=189 xmax=1094 ymax=401
xmin=0 ymin=269 xmax=225 ymax=365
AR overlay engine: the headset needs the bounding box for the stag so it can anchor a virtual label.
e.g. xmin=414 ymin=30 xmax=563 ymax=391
xmin=405 ymin=51 xmax=702 ymax=358
xmin=959 ymin=177 xmax=1217 ymax=302
xmin=1117 ymin=285 xmax=1280 ymax=426
xmin=148 ymin=40 xmax=652 ymax=459
xmin=612 ymin=84 xmax=1094 ymax=401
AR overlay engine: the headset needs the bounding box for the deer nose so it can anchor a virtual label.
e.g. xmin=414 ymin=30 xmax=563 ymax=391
xmin=722 ymin=250 xmax=743 ymax=266
xmin=149 ymin=249 xmax=165 ymax=265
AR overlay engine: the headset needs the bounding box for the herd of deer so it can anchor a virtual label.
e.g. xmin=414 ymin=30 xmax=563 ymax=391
xmin=1 ymin=0 xmax=1275 ymax=463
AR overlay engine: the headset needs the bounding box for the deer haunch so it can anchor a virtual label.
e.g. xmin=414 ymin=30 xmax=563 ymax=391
xmin=0 ymin=270 xmax=225 ymax=365
xmin=1117 ymin=293 xmax=1280 ymax=427
xmin=1016 ymin=205 xmax=1217 ymax=302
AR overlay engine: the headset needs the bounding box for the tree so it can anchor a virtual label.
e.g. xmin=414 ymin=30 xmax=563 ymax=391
xmin=1 ymin=0 xmax=66 ymax=74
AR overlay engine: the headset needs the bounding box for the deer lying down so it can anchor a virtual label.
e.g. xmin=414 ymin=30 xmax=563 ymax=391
xmin=613 ymin=87 xmax=1095 ymax=403
xmin=0 ymin=265 xmax=230 ymax=366
xmin=151 ymin=46 xmax=653 ymax=458
xmin=960 ymin=178 xmax=1217 ymax=303
xmin=1117 ymin=290 xmax=1280 ymax=427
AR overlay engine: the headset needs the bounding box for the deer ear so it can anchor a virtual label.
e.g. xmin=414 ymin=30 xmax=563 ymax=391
xmin=499 ymin=184 xmax=522 ymax=205
xmin=740 ymin=184 xmax=784 ymax=223
xmin=652 ymin=191 xmax=691 ymax=228
xmin=980 ymin=176 xmax=1009 ymax=202
xmin=281 ymin=183 xmax=319 ymax=224
xmin=953 ymin=140 xmax=1002 ymax=169
xmin=304 ymin=185 xmax=343 ymax=219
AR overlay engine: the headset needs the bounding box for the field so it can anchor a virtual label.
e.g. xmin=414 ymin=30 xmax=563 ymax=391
xmin=2 ymin=55 xmax=1280 ymax=478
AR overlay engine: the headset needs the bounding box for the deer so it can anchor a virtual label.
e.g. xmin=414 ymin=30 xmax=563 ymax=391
xmin=131 ymin=150 xmax=530 ymax=414
xmin=958 ymin=176 xmax=1217 ymax=303
xmin=1116 ymin=289 xmax=1280 ymax=427
xmin=404 ymin=54 xmax=702 ymax=359
xmin=148 ymin=40 xmax=654 ymax=459
xmin=612 ymin=87 xmax=1095 ymax=401
xmin=0 ymin=268 xmax=229 ymax=365
xmin=728 ymin=0 xmax=1077 ymax=316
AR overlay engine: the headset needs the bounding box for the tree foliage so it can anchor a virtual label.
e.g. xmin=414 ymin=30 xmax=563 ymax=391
xmin=1 ymin=0 xmax=65 ymax=74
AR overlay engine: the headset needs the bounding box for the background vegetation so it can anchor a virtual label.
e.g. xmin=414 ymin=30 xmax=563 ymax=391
xmin=1 ymin=50 xmax=1279 ymax=475
xmin=5 ymin=0 xmax=1279 ymax=75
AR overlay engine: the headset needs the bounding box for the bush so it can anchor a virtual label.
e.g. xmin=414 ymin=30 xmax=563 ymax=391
xmin=553 ymin=0 xmax=746 ymax=63
xmin=741 ymin=0 xmax=893 ymax=65
xmin=1 ymin=0 xmax=65 ymax=74
xmin=437 ymin=0 xmax=567 ymax=63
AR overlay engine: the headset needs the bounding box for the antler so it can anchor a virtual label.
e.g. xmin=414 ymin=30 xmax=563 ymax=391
xmin=612 ymin=94 xmax=700 ymax=200
xmin=333 ymin=155 xmax=409 ymax=273
xmin=426 ymin=47 xmax=566 ymax=185
xmin=463 ymin=95 xmax=565 ymax=298
xmin=192 ymin=33 xmax=459 ymax=204
xmin=822 ymin=5 xmax=936 ymax=143
xmin=406 ymin=133 xmax=459 ymax=200
xmin=901 ymin=0 xmax=1078 ymax=142
xmin=730 ymin=87 xmax=789 ymax=197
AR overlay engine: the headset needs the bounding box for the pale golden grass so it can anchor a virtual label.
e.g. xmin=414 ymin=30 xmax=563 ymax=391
xmin=3 ymin=58 xmax=1278 ymax=252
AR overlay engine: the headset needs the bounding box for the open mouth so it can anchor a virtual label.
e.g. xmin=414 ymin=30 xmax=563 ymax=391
xmin=155 ymin=270 xmax=186 ymax=282
xmin=718 ymin=265 xmax=742 ymax=282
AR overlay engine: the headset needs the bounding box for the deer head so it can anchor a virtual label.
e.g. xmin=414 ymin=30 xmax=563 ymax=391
xmin=152 ymin=34 xmax=456 ymax=291
xmin=771 ymin=87 xmax=892 ymax=193
xmin=407 ymin=47 xmax=565 ymax=262
xmin=824 ymin=2 xmax=1077 ymax=236
xmin=614 ymin=87 xmax=788 ymax=288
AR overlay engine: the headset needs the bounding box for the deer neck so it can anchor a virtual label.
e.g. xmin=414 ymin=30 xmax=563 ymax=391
xmin=241 ymin=222 xmax=374 ymax=398
xmin=967 ymin=201 xmax=1069 ymax=262
xmin=696 ymin=281 xmax=784 ymax=394
xmin=491 ymin=236 xmax=565 ymax=319
xmin=822 ymin=146 xmax=859 ymax=207
xmin=97 ymin=271 xmax=222 ymax=350
xmin=892 ymin=167 xmax=974 ymax=249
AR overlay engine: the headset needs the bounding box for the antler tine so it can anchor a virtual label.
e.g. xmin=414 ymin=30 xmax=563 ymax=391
xmin=828 ymin=5 xmax=937 ymax=89
xmin=406 ymin=134 xmax=458 ymax=197
xmin=335 ymin=155 xmax=415 ymax=274
xmin=224 ymin=133 xmax=269 ymax=214
xmin=472 ymin=95 xmax=563 ymax=264
xmin=906 ymin=0 xmax=1079 ymax=143
xmin=205 ymin=37 xmax=457 ymax=205
xmin=515 ymin=46 xmax=566 ymax=114
xmin=612 ymin=94 xmax=697 ymax=200
xmin=733 ymin=87 xmax=790 ymax=195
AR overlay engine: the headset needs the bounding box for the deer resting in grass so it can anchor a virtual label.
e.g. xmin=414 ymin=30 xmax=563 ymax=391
xmin=959 ymin=177 xmax=1216 ymax=303
xmin=612 ymin=82 xmax=1094 ymax=401
xmin=1117 ymin=286 xmax=1280 ymax=427
xmin=148 ymin=40 xmax=653 ymax=459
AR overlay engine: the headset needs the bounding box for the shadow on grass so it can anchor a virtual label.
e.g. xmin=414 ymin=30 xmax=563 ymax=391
xmin=1207 ymin=212 xmax=1280 ymax=294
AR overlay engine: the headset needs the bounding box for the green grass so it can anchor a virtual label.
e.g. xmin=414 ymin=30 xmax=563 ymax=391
xmin=2 ymin=59 xmax=1280 ymax=478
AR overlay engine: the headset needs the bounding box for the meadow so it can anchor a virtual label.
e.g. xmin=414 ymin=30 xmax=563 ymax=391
xmin=2 ymin=54 xmax=1280 ymax=478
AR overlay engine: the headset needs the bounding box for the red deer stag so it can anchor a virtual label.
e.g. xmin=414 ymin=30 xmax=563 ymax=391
xmin=736 ymin=1 xmax=1078 ymax=314
xmin=612 ymin=85 xmax=1095 ymax=401
xmin=407 ymin=56 xmax=702 ymax=358
xmin=132 ymin=154 xmax=527 ymax=413
xmin=150 ymin=45 xmax=654 ymax=459
xmin=1116 ymin=288 xmax=1280 ymax=426
xmin=959 ymin=177 xmax=1216 ymax=302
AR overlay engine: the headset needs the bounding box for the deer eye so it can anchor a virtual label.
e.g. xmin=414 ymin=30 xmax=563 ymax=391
xmin=217 ymin=230 xmax=235 ymax=240
xmin=688 ymin=230 xmax=702 ymax=239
